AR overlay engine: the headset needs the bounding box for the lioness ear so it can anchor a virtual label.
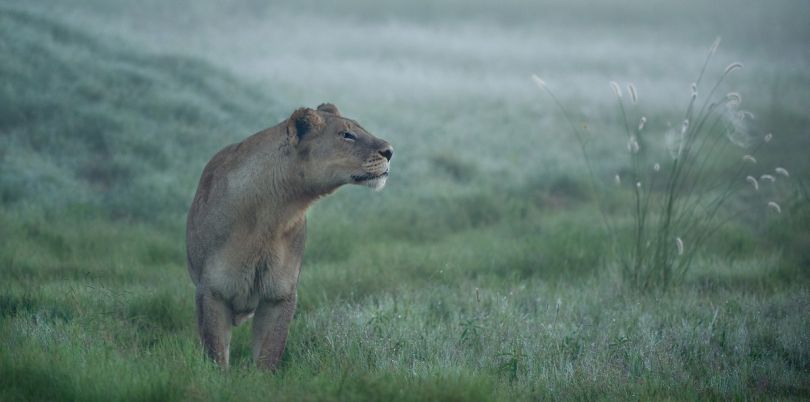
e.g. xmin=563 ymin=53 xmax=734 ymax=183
xmin=316 ymin=103 xmax=341 ymax=116
xmin=287 ymin=107 xmax=324 ymax=145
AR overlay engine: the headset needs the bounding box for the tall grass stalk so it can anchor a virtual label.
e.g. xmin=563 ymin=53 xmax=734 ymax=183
xmin=533 ymin=38 xmax=791 ymax=291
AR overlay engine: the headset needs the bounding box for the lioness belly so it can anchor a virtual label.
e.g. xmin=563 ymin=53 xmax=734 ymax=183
xmin=202 ymin=245 xmax=298 ymax=316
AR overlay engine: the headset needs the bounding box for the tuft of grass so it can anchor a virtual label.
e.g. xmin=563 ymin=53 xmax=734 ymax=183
xmin=534 ymin=39 xmax=799 ymax=291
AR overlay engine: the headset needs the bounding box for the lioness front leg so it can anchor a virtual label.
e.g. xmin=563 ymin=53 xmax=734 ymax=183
xmin=196 ymin=288 xmax=233 ymax=368
xmin=252 ymin=293 xmax=297 ymax=371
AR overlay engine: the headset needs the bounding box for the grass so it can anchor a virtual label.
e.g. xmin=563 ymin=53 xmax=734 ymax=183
xmin=534 ymin=39 xmax=801 ymax=292
xmin=2 ymin=213 xmax=809 ymax=400
xmin=2 ymin=1 xmax=810 ymax=401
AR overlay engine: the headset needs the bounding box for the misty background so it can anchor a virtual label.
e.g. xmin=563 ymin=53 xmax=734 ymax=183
xmin=4 ymin=0 xmax=809 ymax=222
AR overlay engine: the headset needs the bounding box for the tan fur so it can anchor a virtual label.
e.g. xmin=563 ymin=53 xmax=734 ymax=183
xmin=186 ymin=104 xmax=393 ymax=370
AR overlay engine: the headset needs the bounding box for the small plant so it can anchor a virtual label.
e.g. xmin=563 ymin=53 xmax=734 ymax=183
xmin=496 ymin=342 xmax=526 ymax=383
xmin=533 ymin=38 xmax=793 ymax=291
xmin=458 ymin=316 xmax=484 ymax=347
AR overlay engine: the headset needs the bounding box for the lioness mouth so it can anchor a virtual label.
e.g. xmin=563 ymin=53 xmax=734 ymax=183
xmin=352 ymin=171 xmax=389 ymax=182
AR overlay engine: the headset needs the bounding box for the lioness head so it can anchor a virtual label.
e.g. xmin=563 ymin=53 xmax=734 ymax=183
xmin=286 ymin=103 xmax=393 ymax=192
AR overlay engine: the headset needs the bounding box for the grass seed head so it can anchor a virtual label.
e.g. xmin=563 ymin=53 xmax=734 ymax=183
xmin=666 ymin=127 xmax=684 ymax=159
xmin=708 ymin=37 xmax=721 ymax=58
xmin=768 ymin=201 xmax=782 ymax=214
xmin=723 ymin=105 xmax=755 ymax=148
xmin=627 ymin=83 xmax=638 ymax=103
xmin=609 ymin=81 xmax=622 ymax=98
xmin=775 ymin=167 xmax=790 ymax=177
xmin=675 ymin=237 xmax=684 ymax=255
xmin=746 ymin=175 xmax=759 ymax=191
xmin=531 ymin=74 xmax=546 ymax=89
xmin=724 ymin=62 xmax=743 ymax=75
xmin=627 ymin=136 xmax=640 ymax=153
xmin=760 ymin=174 xmax=775 ymax=183
xmin=726 ymin=92 xmax=742 ymax=106
xmin=742 ymin=155 xmax=757 ymax=163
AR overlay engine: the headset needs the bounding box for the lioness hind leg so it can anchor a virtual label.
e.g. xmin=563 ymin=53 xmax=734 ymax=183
xmin=196 ymin=288 xmax=233 ymax=368
xmin=252 ymin=294 xmax=297 ymax=371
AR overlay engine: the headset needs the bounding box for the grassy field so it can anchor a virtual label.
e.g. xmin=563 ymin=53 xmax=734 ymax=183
xmin=1 ymin=1 xmax=809 ymax=400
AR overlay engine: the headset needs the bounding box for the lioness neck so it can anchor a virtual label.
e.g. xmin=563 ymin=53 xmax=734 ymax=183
xmin=237 ymin=127 xmax=322 ymax=235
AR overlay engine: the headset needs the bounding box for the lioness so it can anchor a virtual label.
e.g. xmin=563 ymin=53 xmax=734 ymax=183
xmin=186 ymin=103 xmax=393 ymax=370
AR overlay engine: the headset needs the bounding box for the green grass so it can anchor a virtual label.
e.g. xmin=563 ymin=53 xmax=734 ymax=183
xmin=2 ymin=1 xmax=810 ymax=401
xmin=3 ymin=209 xmax=809 ymax=401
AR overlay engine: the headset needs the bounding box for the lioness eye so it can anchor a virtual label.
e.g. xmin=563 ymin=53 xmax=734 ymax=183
xmin=342 ymin=131 xmax=357 ymax=142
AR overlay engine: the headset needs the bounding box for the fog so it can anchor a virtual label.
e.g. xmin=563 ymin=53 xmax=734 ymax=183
xmin=5 ymin=0 xmax=808 ymax=215
xmin=36 ymin=0 xmax=807 ymax=180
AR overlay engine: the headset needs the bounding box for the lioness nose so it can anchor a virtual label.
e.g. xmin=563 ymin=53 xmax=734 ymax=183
xmin=379 ymin=146 xmax=393 ymax=162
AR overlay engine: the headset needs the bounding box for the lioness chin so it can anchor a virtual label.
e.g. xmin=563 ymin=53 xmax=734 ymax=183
xmin=186 ymin=103 xmax=393 ymax=370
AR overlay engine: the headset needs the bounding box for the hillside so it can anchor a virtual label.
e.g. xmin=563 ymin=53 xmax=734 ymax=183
xmin=0 ymin=6 xmax=276 ymax=221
